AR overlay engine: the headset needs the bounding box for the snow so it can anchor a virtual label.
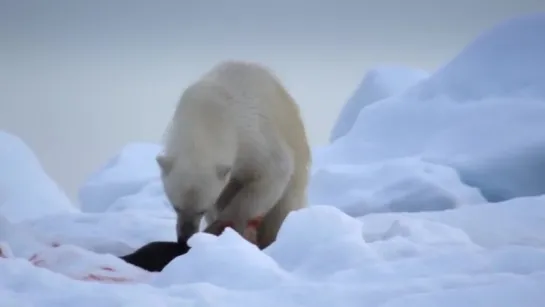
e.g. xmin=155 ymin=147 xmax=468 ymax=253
xmin=0 ymin=131 xmax=76 ymax=223
xmin=2 ymin=12 xmax=545 ymax=307
xmin=314 ymin=12 xmax=545 ymax=203
xmin=78 ymin=142 xmax=166 ymax=213
xmin=309 ymin=157 xmax=486 ymax=216
xmin=329 ymin=66 xmax=429 ymax=143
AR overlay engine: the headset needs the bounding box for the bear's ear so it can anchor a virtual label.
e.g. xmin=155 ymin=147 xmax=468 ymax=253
xmin=156 ymin=154 xmax=174 ymax=174
xmin=215 ymin=164 xmax=231 ymax=180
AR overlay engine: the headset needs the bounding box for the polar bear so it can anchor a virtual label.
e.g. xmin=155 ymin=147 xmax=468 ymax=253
xmin=156 ymin=60 xmax=311 ymax=249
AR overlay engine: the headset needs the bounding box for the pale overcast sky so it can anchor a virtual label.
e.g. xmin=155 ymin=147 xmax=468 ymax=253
xmin=1 ymin=0 xmax=544 ymax=202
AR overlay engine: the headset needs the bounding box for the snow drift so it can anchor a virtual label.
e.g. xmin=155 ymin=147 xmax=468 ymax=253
xmin=78 ymin=142 xmax=165 ymax=213
xmin=0 ymin=131 xmax=76 ymax=223
xmin=329 ymin=66 xmax=429 ymax=143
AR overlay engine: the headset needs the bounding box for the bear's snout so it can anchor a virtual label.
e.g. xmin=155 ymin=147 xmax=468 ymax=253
xmin=177 ymin=219 xmax=198 ymax=244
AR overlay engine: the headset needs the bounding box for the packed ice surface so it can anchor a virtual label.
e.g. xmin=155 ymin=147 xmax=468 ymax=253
xmin=329 ymin=66 xmax=429 ymax=143
xmin=2 ymin=12 xmax=545 ymax=307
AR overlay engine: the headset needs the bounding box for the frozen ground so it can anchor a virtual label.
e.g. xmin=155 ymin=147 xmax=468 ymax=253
xmin=1 ymin=13 xmax=545 ymax=307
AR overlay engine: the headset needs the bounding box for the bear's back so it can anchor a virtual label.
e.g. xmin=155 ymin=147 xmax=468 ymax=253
xmin=202 ymin=61 xmax=308 ymax=144
xmin=166 ymin=60 xmax=310 ymax=175
xmin=204 ymin=60 xmax=311 ymax=169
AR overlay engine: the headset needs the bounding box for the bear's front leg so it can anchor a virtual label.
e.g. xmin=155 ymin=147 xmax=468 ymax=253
xmin=214 ymin=162 xmax=292 ymax=243
xmin=203 ymin=219 xmax=233 ymax=236
xmin=242 ymin=216 xmax=263 ymax=245
xmin=209 ymin=138 xmax=294 ymax=246
xmin=203 ymin=216 xmax=262 ymax=245
xmin=202 ymin=177 xmax=243 ymax=236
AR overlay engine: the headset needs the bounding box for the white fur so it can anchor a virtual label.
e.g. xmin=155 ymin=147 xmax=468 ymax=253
xmin=157 ymin=60 xmax=311 ymax=248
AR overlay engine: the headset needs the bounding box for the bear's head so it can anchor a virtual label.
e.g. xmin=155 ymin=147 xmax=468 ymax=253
xmin=156 ymin=154 xmax=231 ymax=243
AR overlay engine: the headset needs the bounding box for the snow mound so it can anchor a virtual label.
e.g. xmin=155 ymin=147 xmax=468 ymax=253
xmin=154 ymin=229 xmax=289 ymax=289
xmin=78 ymin=143 xmax=163 ymax=213
xmin=265 ymin=205 xmax=378 ymax=275
xmin=330 ymin=66 xmax=429 ymax=142
xmin=416 ymin=12 xmax=545 ymax=101
xmin=318 ymin=13 xmax=545 ymax=203
xmin=0 ymin=131 xmax=76 ymax=222
xmin=309 ymin=157 xmax=485 ymax=217
xmin=361 ymin=195 xmax=545 ymax=249
xmin=106 ymin=179 xmax=172 ymax=214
